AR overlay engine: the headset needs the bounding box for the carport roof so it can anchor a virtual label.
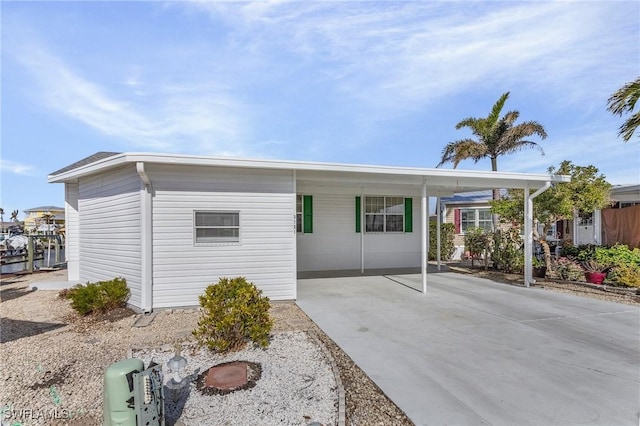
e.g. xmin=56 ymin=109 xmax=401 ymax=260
xmin=48 ymin=151 xmax=570 ymax=192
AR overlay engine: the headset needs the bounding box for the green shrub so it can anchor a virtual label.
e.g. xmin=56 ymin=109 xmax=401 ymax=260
xmin=66 ymin=277 xmax=130 ymax=316
xmin=428 ymin=222 xmax=455 ymax=261
xmin=595 ymin=244 xmax=640 ymax=267
xmin=193 ymin=277 xmax=273 ymax=353
xmin=607 ymin=263 xmax=640 ymax=287
xmin=464 ymin=228 xmax=492 ymax=268
xmin=492 ymin=229 xmax=524 ymax=273
xmin=560 ymin=244 xmax=597 ymax=261
xmin=549 ymin=257 xmax=584 ymax=281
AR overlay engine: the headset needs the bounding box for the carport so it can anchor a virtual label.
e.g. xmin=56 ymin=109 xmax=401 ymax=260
xmin=297 ymin=270 xmax=640 ymax=425
xmin=294 ymin=164 xmax=570 ymax=290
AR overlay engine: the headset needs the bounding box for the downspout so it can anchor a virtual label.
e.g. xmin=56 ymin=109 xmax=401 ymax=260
xmin=524 ymin=182 xmax=552 ymax=288
xmin=136 ymin=162 xmax=153 ymax=313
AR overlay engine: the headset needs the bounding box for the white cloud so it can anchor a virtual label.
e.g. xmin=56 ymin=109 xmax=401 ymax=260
xmin=499 ymin=131 xmax=640 ymax=184
xmin=13 ymin=44 xmax=251 ymax=156
xmin=0 ymin=159 xmax=37 ymax=176
xmin=188 ymin=1 xmax=636 ymax=114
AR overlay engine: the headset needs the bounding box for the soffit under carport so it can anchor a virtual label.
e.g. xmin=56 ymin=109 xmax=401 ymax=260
xmin=294 ymin=168 xmax=566 ymax=195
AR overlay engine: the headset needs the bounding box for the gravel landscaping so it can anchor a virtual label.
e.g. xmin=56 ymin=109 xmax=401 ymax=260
xmin=0 ymin=270 xmax=411 ymax=426
xmin=2 ymin=267 xmax=637 ymax=426
xmin=133 ymin=332 xmax=338 ymax=426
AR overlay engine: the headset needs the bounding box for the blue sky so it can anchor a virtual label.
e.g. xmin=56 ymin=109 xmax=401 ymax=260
xmin=2 ymin=1 xmax=639 ymax=219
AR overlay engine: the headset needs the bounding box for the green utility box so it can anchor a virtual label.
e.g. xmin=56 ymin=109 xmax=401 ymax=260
xmin=103 ymin=358 xmax=144 ymax=426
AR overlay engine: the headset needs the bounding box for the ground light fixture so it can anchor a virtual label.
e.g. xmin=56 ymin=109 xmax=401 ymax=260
xmin=167 ymin=344 xmax=187 ymax=387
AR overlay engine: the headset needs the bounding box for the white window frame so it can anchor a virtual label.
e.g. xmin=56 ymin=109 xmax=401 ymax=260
xmin=365 ymin=196 xmax=404 ymax=233
xmin=296 ymin=194 xmax=304 ymax=233
xmin=460 ymin=208 xmax=494 ymax=233
xmin=194 ymin=211 xmax=240 ymax=245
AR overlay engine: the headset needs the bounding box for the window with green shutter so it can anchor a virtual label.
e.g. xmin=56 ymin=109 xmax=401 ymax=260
xmin=303 ymin=195 xmax=313 ymax=233
xmin=297 ymin=194 xmax=313 ymax=233
xmin=404 ymin=198 xmax=413 ymax=232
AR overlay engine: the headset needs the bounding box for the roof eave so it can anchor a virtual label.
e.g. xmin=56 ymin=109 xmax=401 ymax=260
xmin=47 ymin=152 xmax=570 ymax=189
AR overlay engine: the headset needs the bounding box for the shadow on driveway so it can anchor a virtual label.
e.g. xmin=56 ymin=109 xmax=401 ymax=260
xmin=298 ymin=272 xmax=640 ymax=425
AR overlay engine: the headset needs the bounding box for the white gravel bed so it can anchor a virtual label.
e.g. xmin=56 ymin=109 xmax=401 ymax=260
xmin=133 ymin=331 xmax=338 ymax=426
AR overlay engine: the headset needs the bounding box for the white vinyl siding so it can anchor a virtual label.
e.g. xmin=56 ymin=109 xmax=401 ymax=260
xmin=149 ymin=165 xmax=295 ymax=307
xmin=65 ymin=183 xmax=80 ymax=281
xmin=296 ymin=187 xmax=421 ymax=272
xmin=78 ymin=166 xmax=142 ymax=308
xmin=297 ymin=193 xmax=361 ymax=271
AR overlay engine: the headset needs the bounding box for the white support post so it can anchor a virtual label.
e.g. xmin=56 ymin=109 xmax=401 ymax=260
xmin=422 ymin=180 xmax=428 ymax=294
xmin=436 ymin=196 xmax=441 ymax=270
xmin=292 ymin=170 xmax=297 ymax=300
xmin=524 ymin=187 xmax=532 ymax=288
xmin=360 ymin=191 xmax=365 ymax=274
xmin=525 ymin=182 xmax=552 ymax=288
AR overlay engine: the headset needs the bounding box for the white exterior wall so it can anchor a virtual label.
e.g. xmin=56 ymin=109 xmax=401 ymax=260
xmin=65 ymin=183 xmax=80 ymax=280
xmin=297 ymin=183 xmax=422 ymax=272
xmin=149 ymin=165 xmax=295 ymax=308
xmin=297 ymin=193 xmax=361 ymax=271
xmin=78 ymin=166 xmax=143 ymax=308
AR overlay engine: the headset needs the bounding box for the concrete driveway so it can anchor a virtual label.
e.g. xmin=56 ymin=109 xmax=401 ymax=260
xmin=297 ymin=271 xmax=640 ymax=426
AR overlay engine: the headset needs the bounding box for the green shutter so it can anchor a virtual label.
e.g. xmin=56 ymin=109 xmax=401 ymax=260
xmin=355 ymin=196 xmax=361 ymax=233
xmin=404 ymin=197 xmax=413 ymax=232
xmin=303 ymin=195 xmax=313 ymax=233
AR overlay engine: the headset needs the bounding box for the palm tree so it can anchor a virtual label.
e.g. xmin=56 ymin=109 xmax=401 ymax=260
xmin=437 ymin=92 xmax=547 ymax=171
xmin=10 ymin=210 xmax=19 ymax=222
xmin=607 ymin=76 xmax=640 ymax=142
xmin=40 ymin=212 xmax=55 ymax=233
xmin=0 ymin=207 xmax=4 ymax=225
xmin=437 ymin=92 xmax=547 ymax=227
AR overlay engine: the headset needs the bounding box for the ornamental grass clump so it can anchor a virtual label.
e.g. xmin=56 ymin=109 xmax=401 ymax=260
xmin=193 ymin=277 xmax=273 ymax=353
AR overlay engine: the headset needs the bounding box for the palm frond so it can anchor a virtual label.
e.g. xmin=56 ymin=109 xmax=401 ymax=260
xmin=503 ymin=121 xmax=548 ymax=141
xmin=486 ymin=92 xmax=510 ymax=126
xmin=619 ymin=111 xmax=640 ymax=142
xmin=497 ymin=140 xmax=545 ymax=157
xmin=607 ymin=76 xmax=640 ymax=116
xmin=437 ymin=139 xmax=487 ymax=168
xmin=502 ymin=110 xmax=519 ymax=126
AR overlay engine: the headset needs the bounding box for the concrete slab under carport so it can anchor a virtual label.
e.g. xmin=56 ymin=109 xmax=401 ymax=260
xmin=297 ymin=271 xmax=640 ymax=426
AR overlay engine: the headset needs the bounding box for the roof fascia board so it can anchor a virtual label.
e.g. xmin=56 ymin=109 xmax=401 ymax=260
xmin=48 ymin=151 xmax=570 ymax=187
xmin=48 ymin=153 xmax=129 ymax=183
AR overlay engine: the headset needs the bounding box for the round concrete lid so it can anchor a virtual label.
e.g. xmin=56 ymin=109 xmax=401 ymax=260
xmin=204 ymin=361 xmax=248 ymax=390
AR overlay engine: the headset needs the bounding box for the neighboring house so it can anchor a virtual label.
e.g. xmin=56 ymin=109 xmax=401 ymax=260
xmin=575 ymin=184 xmax=640 ymax=248
xmin=441 ymin=184 xmax=640 ymax=255
xmin=439 ymin=190 xmax=497 ymax=260
xmin=23 ymin=206 xmax=65 ymax=233
xmin=603 ymin=184 xmax=640 ymax=248
xmin=48 ymin=152 xmax=567 ymax=312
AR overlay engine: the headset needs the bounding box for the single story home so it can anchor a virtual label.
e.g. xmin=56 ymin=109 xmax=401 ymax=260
xmin=48 ymin=152 xmax=568 ymax=312
xmin=439 ymin=190 xmax=500 ymax=259
xmin=440 ymin=184 xmax=640 ymax=255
